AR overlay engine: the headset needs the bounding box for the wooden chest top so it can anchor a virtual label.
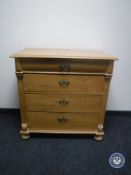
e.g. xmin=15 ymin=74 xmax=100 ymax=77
xmin=10 ymin=48 xmax=117 ymax=60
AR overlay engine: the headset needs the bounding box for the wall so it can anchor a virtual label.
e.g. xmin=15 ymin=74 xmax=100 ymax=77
xmin=0 ymin=0 xmax=131 ymax=110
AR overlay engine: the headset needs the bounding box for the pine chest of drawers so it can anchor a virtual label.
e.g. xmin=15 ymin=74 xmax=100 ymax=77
xmin=10 ymin=48 xmax=117 ymax=140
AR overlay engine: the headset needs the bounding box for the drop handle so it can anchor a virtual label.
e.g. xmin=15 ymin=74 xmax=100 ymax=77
xmin=57 ymin=116 xmax=68 ymax=122
xmin=58 ymin=80 xmax=70 ymax=88
xmin=59 ymin=64 xmax=71 ymax=71
xmin=58 ymin=99 xmax=69 ymax=105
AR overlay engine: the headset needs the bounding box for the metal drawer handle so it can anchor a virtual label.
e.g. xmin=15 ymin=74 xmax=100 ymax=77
xmin=58 ymin=80 xmax=70 ymax=87
xmin=57 ymin=116 xmax=68 ymax=122
xmin=59 ymin=64 xmax=71 ymax=71
xmin=58 ymin=99 xmax=69 ymax=105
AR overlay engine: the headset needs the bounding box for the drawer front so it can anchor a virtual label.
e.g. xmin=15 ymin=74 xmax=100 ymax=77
xmin=27 ymin=112 xmax=99 ymax=130
xmin=16 ymin=59 xmax=113 ymax=73
xmin=23 ymin=74 xmax=105 ymax=94
xmin=25 ymin=94 xmax=102 ymax=112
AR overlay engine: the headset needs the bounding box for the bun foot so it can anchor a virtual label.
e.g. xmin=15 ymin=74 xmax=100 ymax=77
xmin=20 ymin=132 xmax=30 ymax=140
xmin=94 ymin=134 xmax=104 ymax=141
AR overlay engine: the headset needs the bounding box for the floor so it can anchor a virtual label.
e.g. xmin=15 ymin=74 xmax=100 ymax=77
xmin=0 ymin=110 xmax=131 ymax=175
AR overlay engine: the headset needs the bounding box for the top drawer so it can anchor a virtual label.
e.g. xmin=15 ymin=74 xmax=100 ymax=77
xmin=15 ymin=58 xmax=113 ymax=74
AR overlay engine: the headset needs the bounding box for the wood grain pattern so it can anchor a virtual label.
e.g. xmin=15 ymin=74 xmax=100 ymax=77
xmin=27 ymin=112 xmax=99 ymax=130
xmin=23 ymin=74 xmax=105 ymax=94
xmin=15 ymin=58 xmax=113 ymax=73
xmin=10 ymin=48 xmax=117 ymax=140
xmin=10 ymin=48 xmax=118 ymax=60
xmin=25 ymin=94 xmax=103 ymax=112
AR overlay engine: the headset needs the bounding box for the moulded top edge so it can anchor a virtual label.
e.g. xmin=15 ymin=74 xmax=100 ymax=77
xmin=10 ymin=48 xmax=118 ymax=60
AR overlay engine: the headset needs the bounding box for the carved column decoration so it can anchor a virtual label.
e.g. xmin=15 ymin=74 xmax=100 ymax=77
xmin=16 ymin=72 xmax=23 ymax=79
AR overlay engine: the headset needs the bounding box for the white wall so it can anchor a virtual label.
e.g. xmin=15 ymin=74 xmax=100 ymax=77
xmin=0 ymin=0 xmax=131 ymax=110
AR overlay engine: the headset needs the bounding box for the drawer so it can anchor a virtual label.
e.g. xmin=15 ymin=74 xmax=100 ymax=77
xmin=27 ymin=112 xmax=99 ymax=130
xmin=16 ymin=59 xmax=113 ymax=73
xmin=23 ymin=74 xmax=105 ymax=94
xmin=25 ymin=94 xmax=102 ymax=112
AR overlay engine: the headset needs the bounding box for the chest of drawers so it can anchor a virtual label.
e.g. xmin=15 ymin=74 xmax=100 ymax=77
xmin=10 ymin=48 xmax=117 ymax=140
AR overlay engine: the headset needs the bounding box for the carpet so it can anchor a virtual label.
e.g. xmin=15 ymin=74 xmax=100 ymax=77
xmin=0 ymin=110 xmax=131 ymax=175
